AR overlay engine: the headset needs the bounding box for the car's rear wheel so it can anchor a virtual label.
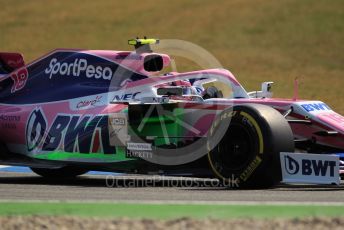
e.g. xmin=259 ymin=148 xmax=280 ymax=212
xmin=30 ymin=166 xmax=88 ymax=178
xmin=207 ymin=104 xmax=294 ymax=188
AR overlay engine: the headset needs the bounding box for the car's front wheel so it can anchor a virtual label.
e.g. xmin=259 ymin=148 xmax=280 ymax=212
xmin=207 ymin=104 xmax=294 ymax=188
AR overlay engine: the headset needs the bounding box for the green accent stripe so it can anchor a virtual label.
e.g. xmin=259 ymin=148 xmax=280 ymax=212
xmin=33 ymin=148 xmax=132 ymax=162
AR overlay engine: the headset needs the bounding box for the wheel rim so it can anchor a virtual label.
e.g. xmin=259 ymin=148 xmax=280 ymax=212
xmin=217 ymin=123 xmax=256 ymax=170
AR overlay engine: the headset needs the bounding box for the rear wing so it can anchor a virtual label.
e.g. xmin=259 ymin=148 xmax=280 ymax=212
xmin=0 ymin=52 xmax=25 ymax=73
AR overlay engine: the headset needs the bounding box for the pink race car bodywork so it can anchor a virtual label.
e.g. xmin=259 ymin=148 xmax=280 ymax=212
xmin=0 ymin=39 xmax=342 ymax=187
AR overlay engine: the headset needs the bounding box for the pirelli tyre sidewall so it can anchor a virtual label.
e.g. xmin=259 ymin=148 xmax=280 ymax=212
xmin=207 ymin=104 xmax=294 ymax=188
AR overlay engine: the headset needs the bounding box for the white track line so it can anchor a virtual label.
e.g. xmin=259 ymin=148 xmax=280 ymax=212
xmin=0 ymin=165 xmax=10 ymax=169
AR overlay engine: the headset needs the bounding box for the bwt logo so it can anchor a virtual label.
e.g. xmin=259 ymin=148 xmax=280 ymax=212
xmin=301 ymin=103 xmax=331 ymax=112
xmin=26 ymin=108 xmax=116 ymax=154
xmin=284 ymin=155 xmax=336 ymax=177
xmin=284 ymin=155 xmax=299 ymax=175
xmin=45 ymin=58 xmax=113 ymax=80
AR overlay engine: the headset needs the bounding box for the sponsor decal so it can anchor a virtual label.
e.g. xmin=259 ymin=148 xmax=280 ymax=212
xmin=113 ymin=92 xmax=141 ymax=101
xmin=0 ymin=114 xmax=19 ymax=130
xmin=26 ymin=108 xmax=47 ymax=152
xmin=140 ymin=97 xmax=169 ymax=103
xmin=284 ymin=155 xmax=299 ymax=175
xmin=0 ymin=115 xmax=20 ymax=121
xmin=127 ymin=142 xmax=152 ymax=151
xmin=109 ymin=113 xmax=128 ymax=146
xmin=126 ymin=150 xmax=152 ymax=159
xmin=26 ymin=108 xmax=117 ymax=154
xmin=1 ymin=123 xmax=16 ymax=129
xmin=109 ymin=117 xmax=126 ymax=126
xmin=150 ymin=97 xmax=168 ymax=103
xmin=280 ymin=152 xmax=339 ymax=185
xmin=239 ymin=155 xmax=262 ymax=182
xmin=301 ymin=102 xmax=331 ymax=113
xmin=45 ymin=58 xmax=114 ymax=80
xmin=10 ymin=67 xmax=28 ymax=93
xmin=76 ymin=95 xmax=102 ymax=109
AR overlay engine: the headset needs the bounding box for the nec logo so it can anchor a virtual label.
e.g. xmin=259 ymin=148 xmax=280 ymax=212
xmin=284 ymin=155 xmax=336 ymax=177
xmin=301 ymin=103 xmax=331 ymax=112
xmin=113 ymin=92 xmax=140 ymax=101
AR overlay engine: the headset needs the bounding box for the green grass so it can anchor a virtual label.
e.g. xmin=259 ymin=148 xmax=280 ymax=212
xmin=0 ymin=202 xmax=344 ymax=219
xmin=1 ymin=0 xmax=343 ymax=111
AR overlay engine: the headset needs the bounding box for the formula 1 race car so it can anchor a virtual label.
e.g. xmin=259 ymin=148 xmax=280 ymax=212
xmin=0 ymin=38 xmax=342 ymax=188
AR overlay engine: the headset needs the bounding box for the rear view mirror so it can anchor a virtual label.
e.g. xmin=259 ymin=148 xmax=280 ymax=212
xmin=144 ymin=55 xmax=163 ymax=72
xmin=157 ymin=87 xmax=183 ymax=96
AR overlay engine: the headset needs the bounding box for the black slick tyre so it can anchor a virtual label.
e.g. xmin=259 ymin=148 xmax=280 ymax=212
xmin=207 ymin=104 xmax=294 ymax=188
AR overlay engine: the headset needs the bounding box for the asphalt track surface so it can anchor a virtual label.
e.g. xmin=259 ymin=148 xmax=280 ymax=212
xmin=0 ymin=170 xmax=344 ymax=204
